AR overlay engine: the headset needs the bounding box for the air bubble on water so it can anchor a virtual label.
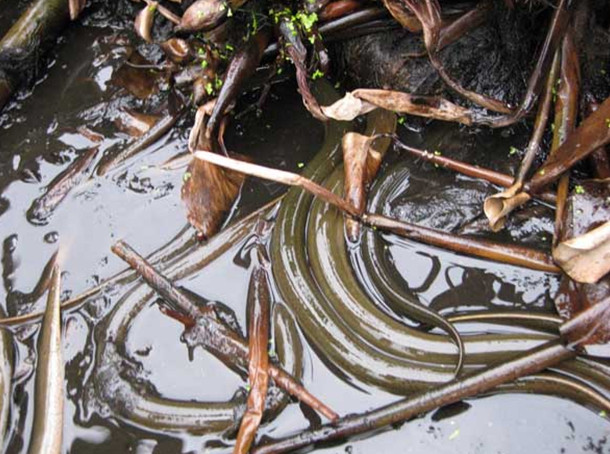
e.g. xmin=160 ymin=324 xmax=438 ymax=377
xmin=44 ymin=231 xmax=59 ymax=243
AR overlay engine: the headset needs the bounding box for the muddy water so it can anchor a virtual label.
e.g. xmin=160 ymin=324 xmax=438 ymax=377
xmin=1 ymin=5 xmax=610 ymax=454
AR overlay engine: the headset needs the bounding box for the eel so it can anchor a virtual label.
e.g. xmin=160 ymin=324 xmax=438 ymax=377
xmin=270 ymin=80 xmax=610 ymax=399
xmin=82 ymin=81 xmax=610 ymax=432
xmin=88 ymin=205 xmax=303 ymax=433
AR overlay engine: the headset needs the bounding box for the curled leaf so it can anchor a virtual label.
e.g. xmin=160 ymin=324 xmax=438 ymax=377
xmin=553 ymin=220 xmax=610 ymax=284
xmin=177 ymin=0 xmax=227 ymax=32
xmin=554 ymin=179 xmax=610 ymax=345
xmin=342 ymin=110 xmax=394 ymax=241
xmin=321 ymin=91 xmax=375 ymax=121
xmin=483 ymin=183 xmax=531 ymax=232
xmin=135 ymin=1 xmax=157 ymax=43
xmin=160 ymin=38 xmax=192 ymax=64
xmin=180 ymin=157 xmax=245 ymax=239
xmin=343 ymin=132 xmax=374 ymax=241
xmin=234 ymin=256 xmax=271 ymax=453
xmin=188 ymin=99 xmax=216 ymax=152
xmin=322 ymin=89 xmax=473 ymax=124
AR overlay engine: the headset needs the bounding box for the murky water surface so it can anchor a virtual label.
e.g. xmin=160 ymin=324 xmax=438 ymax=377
xmin=1 ymin=4 xmax=610 ymax=453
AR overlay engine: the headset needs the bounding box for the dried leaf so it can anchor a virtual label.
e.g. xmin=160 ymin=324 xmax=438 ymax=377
xmin=343 ymin=132 xmax=371 ymax=213
xmin=28 ymin=265 xmax=63 ymax=454
xmin=160 ymin=38 xmax=192 ymax=64
xmin=114 ymin=110 xmax=160 ymax=137
xmin=322 ymin=89 xmax=473 ymax=124
xmin=111 ymin=53 xmax=159 ymax=99
xmin=177 ymin=0 xmax=226 ymax=32
xmin=181 ymin=157 xmax=245 ymax=238
xmin=528 ymin=96 xmax=610 ymax=192
xmin=188 ymin=99 xmax=217 ymax=152
xmin=553 ymin=181 xmax=610 ymax=284
xmin=234 ymin=260 xmax=271 ymax=454
xmin=483 ymin=184 xmax=531 ymax=232
xmin=135 ymin=1 xmax=157 ymax=43
xmin=554 ymin=179 xmax=610 ymax=345
xmin=322 ymin=91 xmax=375 ymax=121
xmin=554 ymin=221 xmax=610 ymax=284
xmin=342 ymin=131 xmax=386 ymax=241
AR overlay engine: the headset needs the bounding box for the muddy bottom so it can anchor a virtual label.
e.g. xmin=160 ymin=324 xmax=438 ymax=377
xmin=0 ymin=7 xmax=610 ymax=454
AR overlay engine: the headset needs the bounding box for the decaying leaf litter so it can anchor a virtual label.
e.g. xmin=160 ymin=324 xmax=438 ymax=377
xmin=1 ymin=0 xmax=610 ymax=452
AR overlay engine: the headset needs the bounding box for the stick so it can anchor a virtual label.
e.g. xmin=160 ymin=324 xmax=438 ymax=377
xmin=387 ymin=136 xmax=556 ymax=204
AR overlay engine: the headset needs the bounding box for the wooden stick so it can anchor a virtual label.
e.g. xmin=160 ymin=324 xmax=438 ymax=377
xmin=386 ymin=136 xmax=556 ymax=204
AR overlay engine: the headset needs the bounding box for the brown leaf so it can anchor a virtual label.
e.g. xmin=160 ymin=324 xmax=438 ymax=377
xmin=322 ymin=89 xmax=473 ymax=124
xmin=134 ymin=1 xmax=157 ymax=43
xmin=111 ymin=53 xmax=159 ymax=99
xmin=321 ymin=92 xmax=377 ymax=121
xmin=554 ymin=179 xmax=610 ymax=345
xmin=528 ymin=96 xmax=610 ymax=192
xmin=483 ymin=184 xmax=531 ymax=232
xmin=343 ymin=110 xmax=396 ymax=240
xmin=234 ymin=259 xmax=271 ymax=454
xmin=114 ymin=110 xmax=160 ymax=137
xmin=177 ymin=0 xmax=226 ymax=32
xmin=554 ymin=220 xmax=610 ymax=284
xmin=160 ymin=38 xmax=192 ymax=64
xmin=342 ymin=132 xmax=370 ymax=215
xmin=180 ymin=157 xmax=245 ymax=239
xmin=342 ymin=132 xmax=386 ymax=241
